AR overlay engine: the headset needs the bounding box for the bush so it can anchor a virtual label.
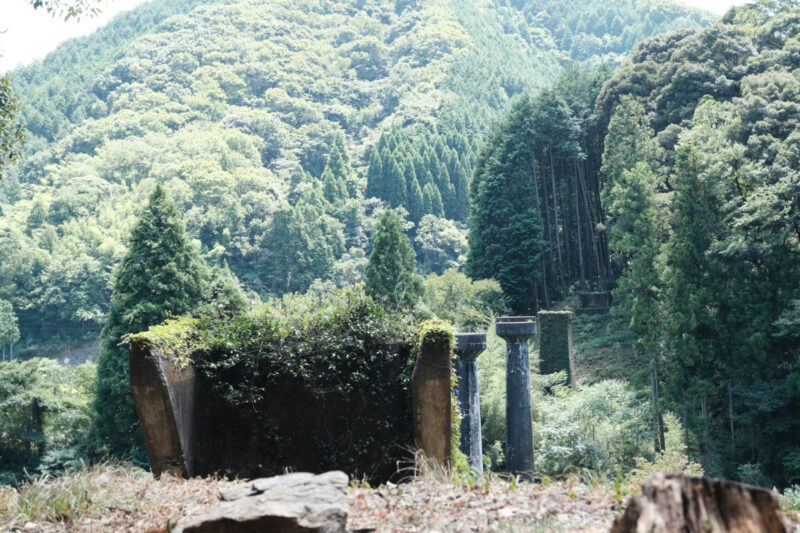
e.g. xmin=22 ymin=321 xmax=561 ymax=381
xmin=781 ymin=485 xmax=800 ymax=513
xmin=534 ymin=379 xmax=653 ymax=476
xmin=0 ymin=359 xmax=95 ymax=484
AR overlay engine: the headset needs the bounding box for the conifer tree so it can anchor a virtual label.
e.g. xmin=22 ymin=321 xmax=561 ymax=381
xmin=466 ymin=96 xmax=545 ymax=314
xmin=365 ymin=148 xmax=384 ymax=200
xmin=384 ymin=156 xmax=407 ymax=207
xmin=406 ymin=169 xmax=425 ymax=223
xmin=423 ymin=182 xmax=444 ymax=218
xmin=662 ymin=145 xmax=725 ymax=460
xmin=93 ymin=184 xmax=211 ymax=457
xmin=322 ymin=166 xmax=347 ymax=205
xmin=365 ymin=208 xmax=423 ymax=310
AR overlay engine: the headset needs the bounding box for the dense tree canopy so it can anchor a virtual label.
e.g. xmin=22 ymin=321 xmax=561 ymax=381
xmin=0 ymin=0 xmax=710 ymax=354
xmin=92 ymin=184 xmax=217 ymax=457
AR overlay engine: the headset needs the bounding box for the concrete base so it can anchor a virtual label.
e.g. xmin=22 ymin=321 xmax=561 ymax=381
xmin=411 ymin=336 xmax=452 ymax=468
xmin=130 ymin=341 xmax=196 ymax=478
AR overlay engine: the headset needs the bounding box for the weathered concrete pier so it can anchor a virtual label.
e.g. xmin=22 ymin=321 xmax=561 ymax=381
xmin=454 ymin=332 xmax=487 ymax=473
xmin=410 ymin=332 xmax=452 ymax=468
xmin=495 ymin=316 xmax=536 ymax=479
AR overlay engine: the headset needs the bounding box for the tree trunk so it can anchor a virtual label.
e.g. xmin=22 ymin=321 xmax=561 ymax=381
xmin=577 ymin=161 xmax=601 ymax=282
xmin=549 ymin=145 xmax=565 ymax=295
xmin=531 ymin=158 xmax=550 ymax=309
xmin=535 ymin=155 xmax=557 ymax=302
xmin=574 ymin=162 xmax=586 ymax=289
xmin=650 ymin=361 xmax=665 ymax=452
xmin=611 ymin=474 xmax=793 ymax=533
xmin=728 ymin=382 xmax=735 ymax=448
xmin=701 ymin=393 xmax=711 ymax=458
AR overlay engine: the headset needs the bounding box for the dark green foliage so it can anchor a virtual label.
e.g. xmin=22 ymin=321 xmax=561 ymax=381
xmin=466 ymin=96 xmax=546 ymax=315
xmin=136 ymin=286 xmax=417 ymax=482
xmin=257 ymin=204 xmax=345 ymax=295
xmin=92 ymin=184 xmax=212 ymax=458
xmin=365 ymin=208 xmax=423 ymax=311
xmin=0 ymin=0 xmax=708 ymax=352
xmin=591 ymin=6 xmax=800 ymax=484
xmin=0 ymin=359 xmax=95 ymax=484
xmin=538 ymin=311 xmax=574 ymax=381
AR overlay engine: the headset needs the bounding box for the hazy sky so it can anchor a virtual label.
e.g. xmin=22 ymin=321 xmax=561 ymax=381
xmin=0 ymin=0 xmax=752 ymax=73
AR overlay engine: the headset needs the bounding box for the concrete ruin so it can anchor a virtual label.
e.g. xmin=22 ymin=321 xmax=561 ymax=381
xmin=454 ymin=332 xmax=487 ymax=473
xmin=576 ymin=291 xmax=611 ymax=315
xmin=537 ymin=310 xmax=576 ymax=388
xmin=130 ymin=341 xmax=197 ymax=478
xmin=410 ymin=332 xmax=452 ymax=468
xmin=130 ymin=332 xmax=450 ymax=480
xmin=495 ymin=316 xmax=536 ymax=479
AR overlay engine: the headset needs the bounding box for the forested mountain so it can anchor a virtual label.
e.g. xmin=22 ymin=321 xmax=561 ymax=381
xmin=467 ymin=0 xmax=800 ymax=485
xmin=0 ymin=0 xmax=711 ymax=352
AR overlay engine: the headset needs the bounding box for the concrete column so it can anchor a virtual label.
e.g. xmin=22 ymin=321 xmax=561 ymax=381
xmin=454 ymin=332 xmax=487 ymax=474
xmin=495 ymin=316 xmax=536 ymax=479
xmin=129 ymin=340 xmax=196 ymax=478
xmin=411 ymin=334 xmax=452 ymax=467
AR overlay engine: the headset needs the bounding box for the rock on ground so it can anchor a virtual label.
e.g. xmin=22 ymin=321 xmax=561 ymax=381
xmin=177 ymin=471 xmax=348 ymax=533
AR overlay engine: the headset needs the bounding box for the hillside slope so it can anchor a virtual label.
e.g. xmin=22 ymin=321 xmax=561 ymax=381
xmin=0 ymin=0 xmax=711 ymax=349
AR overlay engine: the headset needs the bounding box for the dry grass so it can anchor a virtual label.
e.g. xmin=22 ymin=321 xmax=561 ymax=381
xmin=2 ymin=461 xmax=797 ymax=533
xmin=0 ymin=463 xmax=222 ymax=532
xmin=347 ymin=472 xmax=621 ymax=532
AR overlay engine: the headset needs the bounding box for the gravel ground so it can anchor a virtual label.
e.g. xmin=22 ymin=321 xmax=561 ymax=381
xmin=2 ymin=466 xmax=798 ymax=532
xmin=346 ymin=476 xmax=621 ymax=532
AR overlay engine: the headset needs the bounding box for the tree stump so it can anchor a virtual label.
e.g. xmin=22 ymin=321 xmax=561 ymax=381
xmin=611 ymin=473 xmax=793 ymax=533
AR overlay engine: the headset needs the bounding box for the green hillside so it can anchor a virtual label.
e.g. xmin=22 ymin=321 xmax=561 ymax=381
xmin=0 ymin=0 xmax=711 ymax=351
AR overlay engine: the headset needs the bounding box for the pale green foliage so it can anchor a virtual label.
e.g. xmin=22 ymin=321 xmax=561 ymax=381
xmin=0 ymin=299 xmax=20 ymax=359
xmin=421 ymin=269 xmax=508 ymax=331
xmin=0 ymin=76 xmax=23 ymax=180
xmin=627 ymin=446 xmax=704 ymax=486
xmin=781 ymin=485 xmax=800 ymax=513
xmin=627 ymin=413 xmax=704 ymax=485
xmin=414 ymin=215 xmax=468 ymax=275
xmin=534 ymin=380 xmax=653 ymax=475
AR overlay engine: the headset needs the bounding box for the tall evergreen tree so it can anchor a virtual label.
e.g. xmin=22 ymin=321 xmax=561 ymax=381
xmin=406 ymin=172 xmax=425 ymax=223
xmin=662 ymin=145 xmax=726 ymax=464
xmin=365 ymin=148 xmax=385 ymax=200
xmin=365 ymin=208 xmax=423 ymax=310
xmin=93 ymin=184 xmax=211 ymax=457
xmin=466 ymin=96 xmax=546 ymax=314
xmin=422 ymin=182 xmax=444 ymax=218
xmin=384 ymin=155 xmax=407 ymax=207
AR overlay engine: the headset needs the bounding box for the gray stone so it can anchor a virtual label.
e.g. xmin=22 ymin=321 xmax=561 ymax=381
xmin=178 ymin=471 xmax=348 ymax=533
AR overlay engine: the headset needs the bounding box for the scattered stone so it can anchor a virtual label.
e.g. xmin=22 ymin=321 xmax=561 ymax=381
xmin=22 ymin=522 xmax=38 ymax=532
xmin=610 ymin=473 xmax=793 ymax=533
xmin=177 ymin=471 xmax=348 ymax=533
